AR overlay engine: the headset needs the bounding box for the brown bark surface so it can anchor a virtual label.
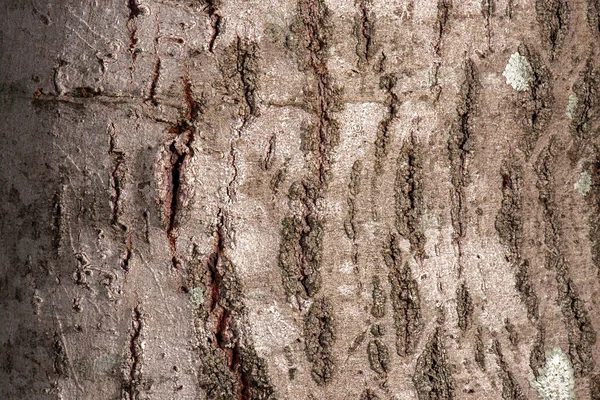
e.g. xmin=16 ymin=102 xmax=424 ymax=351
xmin=1 ymin=0 xmax=600 ymax=399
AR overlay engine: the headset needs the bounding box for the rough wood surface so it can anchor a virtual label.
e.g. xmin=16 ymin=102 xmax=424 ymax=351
xmin=1 ymin=0 xmax=600 ymax=399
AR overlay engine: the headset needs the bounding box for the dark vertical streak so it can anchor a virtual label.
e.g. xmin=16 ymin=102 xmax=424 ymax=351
xmin=448 ymin=59 xmax=479 ymax=276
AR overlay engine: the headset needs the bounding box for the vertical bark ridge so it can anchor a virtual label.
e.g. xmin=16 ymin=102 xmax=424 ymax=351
xmin=202 ymin=0 xmax=222 ymax=53
xmin=122 ymin=305 xmax=144 ymax=400
xmin=187 ymin=213 xmax=276 ymax=399
xmin=448 ymin=59 xmax=480 ymax=275
xmin=495 ymin=161 xmax=540 ymax=322
xmin=395 ymin=131 xmax=426 ymax=262
xmin=569 ymin=59 xmax=600 ymax=163
xmin=535 ymin=0 xmax=570 ymax=60
xmin=385 ymin=234 xmax=422 ymax=357
xmin=481 ymin=0 xmax=494 ymax=51
xmin=163 ymin=74 xmax=198 ymax=269
xmin=493 ymin=340 xmax=526 ymax=400
xmin=516 ymin=45 xmax=554 ymax=158
xmin=373 ymin=74 xmax=399 ymax=176
xmin=304 ymin=296 xmax=335 ymax=385
xmin=535 ymin=144 xmax=597 ymax=376
xmin=344 ymin=160 xmax=363 ymax=265
xmin=353 ymin=0 xmax=375 ymax=68
xmin=413 ymin=327 xmax=454 ymax=400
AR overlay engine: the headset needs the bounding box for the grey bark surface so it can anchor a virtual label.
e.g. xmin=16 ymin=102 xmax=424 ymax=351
xmin=1 ymin=0 xmax=600 ymax=399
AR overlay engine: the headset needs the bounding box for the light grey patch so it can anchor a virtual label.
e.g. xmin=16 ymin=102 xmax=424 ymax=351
xmin=575 ymin=171 xmax=591 ymax=196
xmin=503 ymin=52 xmax=533 ymax=91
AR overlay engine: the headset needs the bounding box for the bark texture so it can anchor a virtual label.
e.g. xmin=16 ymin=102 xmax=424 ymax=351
xmin=2 ymin=0 xmax=600 ymax=399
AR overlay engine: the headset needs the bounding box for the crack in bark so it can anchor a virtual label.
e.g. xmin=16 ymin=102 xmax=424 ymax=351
xmin=190 ymin=213 xmax=276 ymax=400
xmin=367 ymin=339 xmax=390 ymax=376
xmin=304 ymin=296 xmax=336 ymax=385
xmin=434 ymin=0 xmax=452 ymax=57
xmin=587 ymin=148 xmax=600 ymax=281
xmin=145 ymin=14 xmax=161 ymax=105
xmin=385 ymin=235 xmax=422 ymax=357
xmin=126 ymin=0 xmax=142 ymax=63
xmin=493 ymin=340 xmax=526 ymax=400
xmin=354 ymin=0 xmax=374 ymax=67
xmin=535 ymin=0 xmax=569 ymax=60
xmin=374 ymin=74 xmax=399 ymax=175
xmin=51 ymin=185 xmax=66 ymax=255
xmin=529 ymin=324 xmax=546 ymax=377
xmin=475 ymin=326 xmax=486 ymax=371
xmin=481 ymin=0 xmax=494 ymax=51
xmin=295 ymin=0 xmax=342 ymax=186
xmin=569 ymin=59 xmax=600 ymax=162
xmin=122 ymin=305 xmax=144 ymax=400
xmin=413 ymin=327 xmax=453 ymax=400
xmin=109 ymin=124 xmax=128 ymax=232
xmin=279 ymin=180 xmax=323 ymax=302
xmin=495 ymin=161 xmax=540 ymax=321
xmin=456 ymin=282 xmax=473 ymax=331
xmin=448 ymin=59 xmax=479 ymax=275
xmin=222 ymin=37 xmax=260 ymax=133
xmin=395 ymin=132 xmax=426 ymax=262
xmin=202 ymin=0 xmax=222 ymax=52
xmin=535 ymin=144 xmax=597 ymax=377
xmin=517 ymin=46 xmax=553 ymax=157
xmin=344 ymin=160 xmax=362 ymax=264
xmin=163 ymin=75 xmax=198 ymax=269
xmin=371 ymin=274 xmax=386 ymax=319
xmin=235 ymin=36 xmax=258 ymax=127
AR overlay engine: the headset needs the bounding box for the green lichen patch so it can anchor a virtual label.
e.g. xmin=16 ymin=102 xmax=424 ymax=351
xmin=189 ymin=287 xmax=204 ymax=307
xmin=575 ymin=171 xmax=592 ymax=196
xmin=565 ymin=95 xmax=578 ymax=120
xmin=503 ymin=52 xmax=533 ymax=91
xmin=530 ymin=348 xmax=574 ymax=400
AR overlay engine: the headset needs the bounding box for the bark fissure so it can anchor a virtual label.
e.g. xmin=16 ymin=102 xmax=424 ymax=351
xmin=434 ymin=0 xmax=452 ymax=57
xmin=203 ymin=0 xmax=222 ymax=53
xmin=109 ymin=125 xmax=127 ymax=232
xmin=374 ymin=74 xmax=399 ymax=175
xmin=190 ymin=214 xmax=276 ymax=400
xmin=164 ymin=75 xmax=198 ymax=269
xmin=126 ymin=0 xmax=142 ymax=63
xmin=354 ymin=0 xmax=374 ymax=67
xmin=122 ymin=305 xmax=144 ymax=400
xmin=385 ymin=235 xmax=422 ymax=357
xmin=481 ymin=0 xmax=494 ymax=51
xmin=493 ymin=340 xmax=526 ymax=400
xmin=395 ymin=132 xmax=426 ymax=261
xmin=448 ymin=60 xmax=479 ymax=274
xmin=344 ymin=160 xmax=362 ymax=264
xmin=413 ymin=327 xmax=454 ymax=400
xmin=535 ymin=145 xmax=597 ymax=376
xmin=518 ymin=47 xmax=553 ymax=157
xmin=535 ymin=0 xmax=570 ymax=59
xmin=279 ymin=181 xmax=323 ymax=302
xmin=495 ymin=162 xmax=540 ymax=321
xmin=304 ymin=296 xmax=335 ymax=385
xmin=570 ymin=60 xmax=600 ymax=161
xmin=456 ymin=282 xmax=473 ymax=331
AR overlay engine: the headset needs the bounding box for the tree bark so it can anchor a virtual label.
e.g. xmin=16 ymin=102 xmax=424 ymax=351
xmin=1 ymin=0 xmax=600 ymax=399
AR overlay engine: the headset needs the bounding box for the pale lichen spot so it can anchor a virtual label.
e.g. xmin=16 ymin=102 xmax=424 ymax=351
xmin=574 ymin=171 xmax=592 ymax=196
xmin=530 ymin=348 xmax=575 ymax=400
xmin=502 ymin=52 xmax=533 ymax=91
xmin=189 ymin=287 xmax=204 ymax=307
xmin=566 ymin=95 xmax=578 ymax=120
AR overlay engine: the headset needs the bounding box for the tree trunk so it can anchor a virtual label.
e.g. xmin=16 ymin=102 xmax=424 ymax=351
xmin=2 ymin=0 xmax=600 ymax=399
